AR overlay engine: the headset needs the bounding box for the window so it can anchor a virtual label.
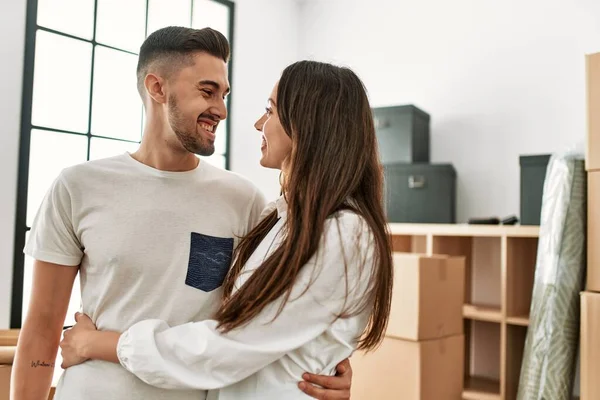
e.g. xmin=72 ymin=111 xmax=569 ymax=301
xmin=11 ymin=0 xmax=235 ymax=381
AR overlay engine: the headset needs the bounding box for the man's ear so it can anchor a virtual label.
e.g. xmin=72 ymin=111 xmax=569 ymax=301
xmin=145 ymin=73 xmax=167 ymax=104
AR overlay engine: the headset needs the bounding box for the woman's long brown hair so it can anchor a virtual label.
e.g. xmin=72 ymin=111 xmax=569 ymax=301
xmin=215 ymin=61 xmax=393 ymax=351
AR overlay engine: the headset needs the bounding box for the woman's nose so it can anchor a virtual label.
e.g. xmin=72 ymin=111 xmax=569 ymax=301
xmin=254 ymin=115 xmax=266 ymax=132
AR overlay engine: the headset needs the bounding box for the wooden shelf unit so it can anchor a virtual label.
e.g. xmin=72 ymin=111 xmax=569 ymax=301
xmin=389 ymin=223 xmax=539 ymax=400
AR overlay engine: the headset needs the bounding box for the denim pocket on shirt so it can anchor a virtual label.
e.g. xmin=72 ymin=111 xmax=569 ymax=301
xmin=186 ymin=232 xmax=234 ymax=292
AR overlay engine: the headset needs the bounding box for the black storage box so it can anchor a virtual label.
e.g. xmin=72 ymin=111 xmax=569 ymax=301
xmin=520 ymin=154 xmax=551 ymax=226
xmin=372 ymin=105 xmax=430 ymax=164
xmin=383 ymin=163 xmax=456 ymax=223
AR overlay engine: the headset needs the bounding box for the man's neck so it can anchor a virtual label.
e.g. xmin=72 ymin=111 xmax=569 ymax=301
xmin=132 ymin=128 xmax=199 ymax=172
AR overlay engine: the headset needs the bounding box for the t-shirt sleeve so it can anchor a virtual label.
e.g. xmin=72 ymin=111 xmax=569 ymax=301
xmin=24 ymin=172 xmax=83 ymax=266
xmin=245 ymin=187 xmax=268 ymax=233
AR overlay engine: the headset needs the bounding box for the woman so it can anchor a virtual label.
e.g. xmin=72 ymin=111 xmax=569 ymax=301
xmin=60 ymin=60 xmax=394 ymax=400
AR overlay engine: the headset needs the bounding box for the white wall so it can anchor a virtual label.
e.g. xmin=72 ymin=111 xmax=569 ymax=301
xmin=228 ymin=0 xmax=300 ymax=199
xmin=0 ymin=0 xmax=27 ymax=329
xmin=298 ymin=0 xmax=600 ymax=222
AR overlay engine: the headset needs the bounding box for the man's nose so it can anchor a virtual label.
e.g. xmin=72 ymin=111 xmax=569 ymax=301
xmin=211 ymin=98 xmax=227 ymax=120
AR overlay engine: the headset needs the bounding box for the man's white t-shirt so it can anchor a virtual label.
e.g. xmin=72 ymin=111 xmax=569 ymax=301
xmin=24 ymin=153 xmax=267 ymax=400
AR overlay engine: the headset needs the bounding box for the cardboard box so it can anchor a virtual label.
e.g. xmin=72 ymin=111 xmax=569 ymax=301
xmin=0 ymin=365 xmax=11 ymax=400
xmin=387 ymin=253 xmax=465 ymax=340
xmin=588 ymin=172 xmax=600 ymax=291
xmin=350 ymin=334 xmax=464 ymax=400
xmin=581 ymin=292 xmax=600 ymax=400
xmin=587 ymin=52 xmax=600 ymax=171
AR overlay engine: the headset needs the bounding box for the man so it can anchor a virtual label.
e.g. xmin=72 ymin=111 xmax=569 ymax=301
xmin=11 ymin=26 xmax=351 ymax=400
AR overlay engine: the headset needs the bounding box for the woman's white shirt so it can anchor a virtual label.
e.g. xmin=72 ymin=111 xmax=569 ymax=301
xmin=117 ymin=196 xmax=376 ymax=400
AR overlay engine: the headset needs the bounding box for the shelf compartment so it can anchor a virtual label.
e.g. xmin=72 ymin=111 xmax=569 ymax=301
xmin=391 ymin=234 xmax=428 ymax=253
xmin=506 ymin=237 xmax=538 ymax=320
xmin=433 ymin=236 xmax=502 ymax=309
xmin=465 ymin=320 xmax=501 ymax=400
xmin=463 ymin=376 xmax=501 ymax=400
xmin=505 ymin=325 xmax=528 ymax=400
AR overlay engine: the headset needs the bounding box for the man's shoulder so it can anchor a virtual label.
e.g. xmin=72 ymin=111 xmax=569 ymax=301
xmin=59 ymin=154 xmax=126 ymax=182
xmin=203 ymin=162 xmax=262 ymax=198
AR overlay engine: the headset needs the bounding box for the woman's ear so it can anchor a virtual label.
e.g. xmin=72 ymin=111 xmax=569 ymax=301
xmin=144 ymin=73 xmax=167 ymax=104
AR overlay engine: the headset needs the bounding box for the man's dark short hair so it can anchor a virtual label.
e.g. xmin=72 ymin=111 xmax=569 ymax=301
xmin=136 ymin=26 xmax=230 ymax=96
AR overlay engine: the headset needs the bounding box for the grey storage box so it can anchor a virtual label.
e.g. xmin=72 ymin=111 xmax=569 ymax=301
xmin=520 ymin=154 xmax=551 ymax=226
xmin=373 ymin=105 xmax=430 ymax=164
xmin=384 ymin=163 xmax=456 ymax=223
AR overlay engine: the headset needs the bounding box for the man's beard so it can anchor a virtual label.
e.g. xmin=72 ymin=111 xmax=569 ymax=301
xmin=168 ymin=95 xmax=215 ymax=157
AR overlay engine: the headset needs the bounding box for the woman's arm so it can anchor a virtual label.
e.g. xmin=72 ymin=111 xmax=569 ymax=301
xmin=81 ymin=330 xmax=120 ymax=363
xmin=61 ymin=317 xmax=355 ymax=399
xmin=59 ymin=313 xmax=120 ymax=366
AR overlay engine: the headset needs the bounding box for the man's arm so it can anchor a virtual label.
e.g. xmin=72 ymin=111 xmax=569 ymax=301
xmin=11 ymin=260 xmax=78 ymax=400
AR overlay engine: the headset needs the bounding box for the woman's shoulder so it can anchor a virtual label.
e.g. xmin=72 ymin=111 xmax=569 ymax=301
xmin=324 ymin=209 xmax=374 ymax=247
xmin=327 ymin=207 xmax=369 ymax=229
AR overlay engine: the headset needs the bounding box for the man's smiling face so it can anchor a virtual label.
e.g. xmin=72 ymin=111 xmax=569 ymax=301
xmin=165 ymin=52 xmax=230 ymax=156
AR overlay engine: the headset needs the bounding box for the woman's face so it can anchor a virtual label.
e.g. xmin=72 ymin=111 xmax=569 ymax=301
xmin=254 ymin=83 xmax=292 ymax=170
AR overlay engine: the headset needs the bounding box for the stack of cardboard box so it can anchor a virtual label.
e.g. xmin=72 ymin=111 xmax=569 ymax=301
xmin=0 ymin=349 xmax=14 ymax=400
xmin=0 ymin=330 xmax=18 ymax=400
xmin=350 ymin=253 xmax=465 ymax=400
xmin=582 ymin=51 xmax=600 ymax=400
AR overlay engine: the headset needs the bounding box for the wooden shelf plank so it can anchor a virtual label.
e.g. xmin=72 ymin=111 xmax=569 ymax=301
xmin=0 ymin=330 xmax=19 ymax=346
xmin=0 ymin=346 xmax=16 ymax=364
xmin=506 ymin=314 xmax=530 ymax=326
xmin=463 ymin=376 xmax=501 ymax=400
xmin=463 ymin=304 xmax=502 ymax=323
xmin=388 ymin=223 xmax=539 ymax=238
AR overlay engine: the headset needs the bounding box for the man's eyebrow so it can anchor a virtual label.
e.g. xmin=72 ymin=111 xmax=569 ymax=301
xmin=198 ymin=80 xmax=231 ymax=94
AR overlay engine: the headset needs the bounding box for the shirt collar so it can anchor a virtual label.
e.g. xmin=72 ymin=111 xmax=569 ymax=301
xmin=275 ymin=195 xmax=288 ymax=218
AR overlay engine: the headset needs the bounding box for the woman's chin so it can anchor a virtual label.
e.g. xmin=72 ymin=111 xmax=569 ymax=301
xmin=259 ymin=158 xmax=271 ymax=168
xmin=259 ymin=157 xmax=278 ymax=170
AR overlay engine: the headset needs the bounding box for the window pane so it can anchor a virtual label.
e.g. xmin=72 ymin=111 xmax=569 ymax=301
xmin=26 ymin=130 xmax=88 ymax=226
xmin=192 ymin=0 xmax=230 ymax=39
xmin=22 ymin=234 xmax=82 ymax=387
xmin=200 ymin=153 xmax=226 ymax=169
xmin=37 ymin=0 xmax=95 ymax=40
xmin=215 ymin=117 xmax=227 ymax=155
xmin=32 ymin=31 xmax=93 ymax=133
xmin=91 ymin=46 xmax=142 ymax=141
xmin=96 ymin=0 xmax=146 ymax=53
xmin=90 ymin=137 xmax=139 ymax=160
xmin=147 ymin=0 xmax=192 ymax=36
